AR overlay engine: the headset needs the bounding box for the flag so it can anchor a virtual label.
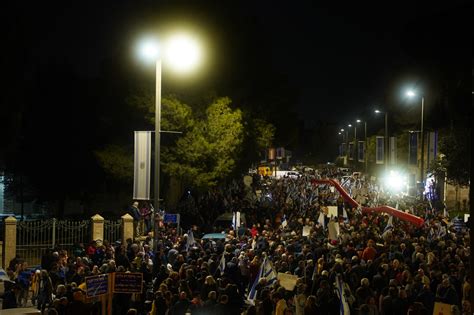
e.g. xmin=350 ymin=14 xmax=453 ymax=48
xmin=185 ymin=230 xmax=195 ymax=251
xmin=335 ymin=275 xmax=350 ymax=315
xmin=247 ymin=257 xmax=277 ymax=304
xmin=133 ymin=131 xmax=152 ymax=200
xmin=342 ymin=208 xmax=349 ymax=224
xmin=382 ymin=215 xmax=393 ymax=237
xmin=318 ymin=212 xmax=326 ymax=229
xmin=217 ymin=252 xmax=226 ymax=276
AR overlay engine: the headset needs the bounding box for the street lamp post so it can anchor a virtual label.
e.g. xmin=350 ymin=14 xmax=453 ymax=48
xmin=375 ymin=110 xmax=388 ymax=170
xmin=347 ymin=124 xmax=353 ymax=162
xmin=137 ymin=33 xmax=203 ymax=251
xmin=155 ymin=59 xmax=162 ymax=246
xmin=406 ymin=90 xmax=425 ymax=196
xmin=356 ymin=119 xmax=367 ymax=173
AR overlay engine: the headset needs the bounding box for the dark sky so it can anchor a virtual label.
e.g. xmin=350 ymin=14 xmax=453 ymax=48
xmin=2 ymin=0 xmax=470 ymax=159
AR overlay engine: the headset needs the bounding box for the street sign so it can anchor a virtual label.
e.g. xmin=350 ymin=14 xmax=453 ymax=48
xmin=85 ymin=274 xmax=109 ymax=297
xmin=163 ymin=213 xmax=180 ymax=224
xmin=113 ymin=272 xmax=143 ymax=294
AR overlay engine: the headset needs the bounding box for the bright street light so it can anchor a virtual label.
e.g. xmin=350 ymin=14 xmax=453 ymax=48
xmin=406 ymin=90 xmax=416 ymax=97
xmin=382 ymin=170 xmax=408 ymax=194
xmin=136 ymin=32 xmax=203 ymax=250
xmin=163 ymin=33 xmax=202 ymax=73
xmin=348 ymin=124 xmax=352 ymax=127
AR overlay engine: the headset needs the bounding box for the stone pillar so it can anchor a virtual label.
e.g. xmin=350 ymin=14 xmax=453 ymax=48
xmin=91 ymin=214 xmax=105 ymax=242
xmin=121 ymin=214 xmax=134 ymax=242
xmin=4 ymin=216 xmax=17 ymax=268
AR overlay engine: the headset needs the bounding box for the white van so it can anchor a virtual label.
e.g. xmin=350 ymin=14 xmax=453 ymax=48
xmin=274 ymin=170 xmax=301 ymax=179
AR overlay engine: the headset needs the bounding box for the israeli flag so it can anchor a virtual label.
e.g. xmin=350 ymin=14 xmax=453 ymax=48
xmin=335 ymin=275 xmax=350 ymax=315
xmin=318 ymin=212 xmax=326 ymax=229
xmin=218 ymin=253 xmax=226 ymax=276
xmin=342 ymin=208 xmax=349 ymax=223
xmin=382 ymin=215 xmax=394 ymax=237
xmin=247 ymin=258 xmax=277 ymax=304
xmin=281 ymin=215 xmax=288 ymax=228
xmin=185 ymin=230 xmax=195 ymax=251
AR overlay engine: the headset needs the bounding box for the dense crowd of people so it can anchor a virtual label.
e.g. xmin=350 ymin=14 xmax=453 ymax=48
xmin=1 ymin=168 xmax=471 ymax=315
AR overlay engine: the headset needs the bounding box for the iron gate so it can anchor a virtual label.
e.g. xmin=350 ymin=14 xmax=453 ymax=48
xmin=104 ymin=219 xmax=122 ymax=244
xmin=16 ymin=219 xmax=90 ymax=266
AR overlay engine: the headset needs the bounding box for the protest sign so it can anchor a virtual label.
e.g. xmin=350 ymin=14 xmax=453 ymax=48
xmin=328 ymin=221 xmax=340 ymax=241
xmin=277 ymin=273 xmax=298 ymax=291
xmin=163 ymin=214 xmax=180 ymax=224
xmin=85 ymin=274 xmax=108 ymax=297
xmin=327 ymin=206 xmax=338 ymax=218
xmin=302 ymin=225 xmax=311 ymax=237
xmin=433 ymin=302 xmax=452 ymax=315
xmin=113 ymin=272 xmax=143 ymax=294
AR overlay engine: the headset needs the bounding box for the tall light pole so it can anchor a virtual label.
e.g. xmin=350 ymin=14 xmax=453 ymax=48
xmin=137 ymin=33 xmax=203 ymax=250
xmin=347 ymin=124 xmax=353 ymax=162
xmin=356 ymin=119 xmax=367 ymax=173
xmin=340 ymin=128 xmax=346 ymax=158
xmin=406 ymin=90 xmax=425 ymax=196
xmin=375 ymin=109 xmax=388 ymax=170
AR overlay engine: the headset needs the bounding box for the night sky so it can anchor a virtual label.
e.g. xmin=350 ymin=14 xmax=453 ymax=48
xmin=1 ymin=1 xmax=470 ymax=205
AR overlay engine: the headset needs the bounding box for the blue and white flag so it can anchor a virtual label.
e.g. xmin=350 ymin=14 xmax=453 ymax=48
xmin=382 ymin=215 xmax=393 ymax=237
xmin=247 ymin=258 xmax=277 ymax=304
xmin=281 ymin=215 xmax=288 ymax=228
xmin=342 ymin=208 xmax=349 ymax=223
xmin=335 ymin=275 xmax=350 ymax=315
xmin=133 ymin=131 xmax=152 ymax=200
xmin=318 ymin=212 xmax=326 ymax=229
xmin=218 ymin=253 xmax=226 ymax=276
xmin=185 ymin=230 xmax=195 ymax=251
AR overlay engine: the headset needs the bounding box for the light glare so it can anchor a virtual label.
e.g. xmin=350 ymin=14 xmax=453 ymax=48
xmin=164 ymin=33 xmax=202 ymax=73
xmin=137 ymin=38 xmax=160 ymax=62
xmin=383 ymin=170 xmax=407 ymax=193
xmin=406 ymin=90 xmax=416 ymax=97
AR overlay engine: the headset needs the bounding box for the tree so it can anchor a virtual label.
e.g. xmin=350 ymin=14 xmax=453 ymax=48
xmin=253 ymin=118 xmax=276 ymax=151
xmin=162 ymin=97 xmax=244 ymax=189
xmin=428 ymin=127 xmax=470 ymax=187
xmin=96 ymin=95 xmax=244 ymax=191
xmin=95 ymin=145 xmax=134 ymax=182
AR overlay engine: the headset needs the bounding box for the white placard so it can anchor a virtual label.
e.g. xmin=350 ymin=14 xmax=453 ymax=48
xmin=327 ymin=206 xmax=338 ymax=218
xmin=277 ymin=273 xmax=298 ymax=291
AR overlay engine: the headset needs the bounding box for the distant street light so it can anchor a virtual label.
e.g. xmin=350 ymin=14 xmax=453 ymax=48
xmin=406 ymin=89 xmax=425 ymax=196
xmin=374 ymin=109 xmax=388 ymax=170
xmin=137 ymin=32 xmax=203 ymax=250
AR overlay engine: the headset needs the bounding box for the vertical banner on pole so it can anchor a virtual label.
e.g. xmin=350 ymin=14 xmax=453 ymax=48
xmin=408 ymin=132 xmax=418 ymax=165
xmin=376 ymin=136 xmax=384 ymax=164
xmin=133 ymin=131 xmax=151 ymax=200
xmin=348 ymin=142 xmax=354 ymax=160
xmin=389 ymin=137 xmax=397 ymax=165
xmin=358 ymin=141 xmax=365 ymax=162
xmin=427 ymin=131 xmax=438 ymax=165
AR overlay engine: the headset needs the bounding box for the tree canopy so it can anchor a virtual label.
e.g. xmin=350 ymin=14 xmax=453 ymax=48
xmin=96 ymin=94 xmax=247 ymax=190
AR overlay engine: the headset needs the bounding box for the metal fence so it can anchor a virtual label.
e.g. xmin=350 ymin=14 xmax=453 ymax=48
xmin=16 ymin=219 xmax=90 ymax=266
xmin=104 ymin=219 xmax=122 ymax=244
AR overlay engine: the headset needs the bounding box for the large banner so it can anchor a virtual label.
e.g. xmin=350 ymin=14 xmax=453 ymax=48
xmin=348 ymin=142 xmax=354 ymax=160
xmin=389 ymin=137 xmax=397 ymax=165
xmin=133 ymin=131 xmax=151 ymax=200
xmin=376 ymin=136 xmax=384 ymax=164
xmin=427 ymin=131 xmax=438 ymax=165
xmin=358 ymin=141 xmax=365 ymax=162
xmin=408 ymin=132 xmax=418 ymax=165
